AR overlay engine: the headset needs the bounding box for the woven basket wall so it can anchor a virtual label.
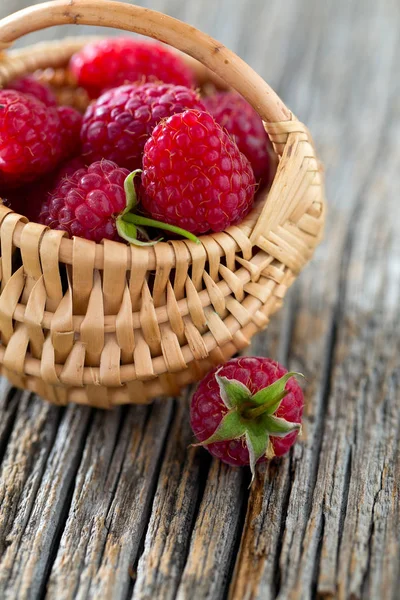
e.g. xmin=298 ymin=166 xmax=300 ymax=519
xmin=0 ymin=0 xmax=325 ymax=408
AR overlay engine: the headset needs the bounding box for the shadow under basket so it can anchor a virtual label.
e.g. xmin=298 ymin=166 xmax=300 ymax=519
xmin=0 ymin=0 xmax=326 ymax=408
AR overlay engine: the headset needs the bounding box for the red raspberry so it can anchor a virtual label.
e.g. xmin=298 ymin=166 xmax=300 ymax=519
xmin=0 ymin=90 xmax=64 ymax=186
xmin=190 ymin=357 xmax=304 ymax=479
xmin=7 ymin=75 xmax=57 ymax=107
xmin=204 ymin=92 xmax=271 ymax=182
xmin=141 ymin=109 xmax=256 ymax=234
xmin=81 ymin=83 xmax=205 ymax=171
xmin=7 ymin=79 xmax=83 ymax=161
xmin=70 ymin=38 xmax=195 ymax=98
xmin=39 ymin=160 xmax=129 ymax=242
xmin=57 ymin=106 xmax=83 ymax=158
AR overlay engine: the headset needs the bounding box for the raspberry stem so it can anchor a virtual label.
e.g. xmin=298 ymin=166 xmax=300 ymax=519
xmin=117 ymin=170 xmax=200 ymax=245
xmin=123 ymin=213 xmax=200 ymax=244
xmin=241 ymin=390 xmax=289 ymax=420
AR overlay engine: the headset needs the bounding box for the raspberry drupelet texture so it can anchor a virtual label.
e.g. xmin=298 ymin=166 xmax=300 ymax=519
xmin=39 ymin=160 xmax=129 ymax=242
xmin=190 ymin=357 xmax=304 ymax=475
xmin=7 ymin=75 xmax=57 ymax=107
xmin=141 ymin=109 xmax=256 ymax=234
xmin=0 ymin=90 xmax=64 ymax=187
xmin=204 ymin=91 xmax=272 ymax=182
xmin=70 ymin=38 xmax=195 ymax=98
xmin=81 ymin=83 xmax=205 ymax=171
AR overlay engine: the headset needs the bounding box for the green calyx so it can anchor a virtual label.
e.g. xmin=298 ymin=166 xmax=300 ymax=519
xmin=197 ymin=370 xmax=303 ymax=482
xmin=116 ymin=170 xmax=200 ymax=246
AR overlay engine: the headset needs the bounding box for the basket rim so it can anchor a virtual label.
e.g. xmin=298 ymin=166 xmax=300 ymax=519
xmin=0 ymin=194 xmax=266 ymax=271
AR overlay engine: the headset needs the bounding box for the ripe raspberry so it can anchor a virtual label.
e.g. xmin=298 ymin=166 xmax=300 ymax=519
xmin=141 ymin=109 xmax=256 ymax=234
xmin=0 ymin=90 xmax=64 ymax=187
xmin=190 ymin=357 xmax=304 ymax=479
xmin=7 ymin=75 xmax=57 ymax=107
xmin=204 ymin=92 xmax=271 ymax=181
xmin=39 ymin=160 xmax=130 ymax=242
xmin=70 ymin=37 xmax=195 ymax=98
xmin=57 ymin=106 xmax=83 ymax=158
xmin=81 ymin=83 xmax=205 ymax=171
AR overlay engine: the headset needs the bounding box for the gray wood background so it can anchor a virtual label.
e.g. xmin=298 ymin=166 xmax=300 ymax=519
xmin=0 ymin=0 xmax=399 ymax=599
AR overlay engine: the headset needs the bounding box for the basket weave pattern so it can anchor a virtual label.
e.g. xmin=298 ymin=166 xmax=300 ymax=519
xmin=0 ymin=2 xmax=325 ymax=407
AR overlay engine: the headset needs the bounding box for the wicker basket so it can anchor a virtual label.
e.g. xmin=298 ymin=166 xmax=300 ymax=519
xmin=0 ymin=0 xmax=325 ymax=408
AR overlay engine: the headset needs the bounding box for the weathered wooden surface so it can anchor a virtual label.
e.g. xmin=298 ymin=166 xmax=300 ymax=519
xmin=0 ymin=0 xmax=399 ymax=599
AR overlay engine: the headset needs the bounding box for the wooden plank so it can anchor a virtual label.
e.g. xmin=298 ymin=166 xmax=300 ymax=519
xmin=46 ymin=401 xmax=173 ymax=600
xmin=0 ymin=397 xmax=91 ymax=599
xmin=175 ymin=460 xmax=247 ymax=600
xmin=132 ymin=400 xmax=203 ymax=600
xmin=228 ymin=0 xmax=400 ymax=598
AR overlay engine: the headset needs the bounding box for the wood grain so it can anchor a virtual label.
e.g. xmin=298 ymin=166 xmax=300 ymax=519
xmin=0 ymin=398 xmax=90 ymax=599
xmin=47 ymin=401 xmax=173 ymax=600
xmin=133 ymin=401 xmax=204 ymax=600
xmin=0 ymin=0 xmax=399 ymax=598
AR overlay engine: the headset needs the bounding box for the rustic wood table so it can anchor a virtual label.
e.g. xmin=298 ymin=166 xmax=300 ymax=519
xmin=0 ymin=1 xmax=399 ymax=599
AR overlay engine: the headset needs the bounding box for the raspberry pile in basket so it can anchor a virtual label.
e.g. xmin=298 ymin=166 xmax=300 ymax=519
xmin=0 ymin=37 xmax=274 ymax=245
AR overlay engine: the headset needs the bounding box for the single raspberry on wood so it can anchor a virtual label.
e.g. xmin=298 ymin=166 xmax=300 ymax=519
xmin=141 ymin=109 xmax=256 ymax=234
xmin=0 ymin=90 xmax=64 ymax=187
xmin=204 ymin=91 xmax=272 ymax=182
xmin=81 ymin=83 xmax=205 ymax=170
xmin=190 ymin=357 xmax=304 ymax=480
xmin=70 ymin=37 xmax=195 ymax=98
xmin=7 ymin=75 xmax=57 ymax=107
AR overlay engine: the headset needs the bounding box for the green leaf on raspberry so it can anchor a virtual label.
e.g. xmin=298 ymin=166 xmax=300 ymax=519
xmin=117 ymin=169 xmax=161 ymax=246
xmin=123 ymin=169 xmax=142 ymax=214
xmin=118 ymin=171 xmax=201 ymax=245
xmin=215 ymin=372 xmax=252 ymax=409
xmin=262 ymin=415 xmax=302 ymax=437
xmin=116 ymin=216 xmax=161 ymax=247
xmin=250 ymin=372 xmax=303 ymax=414
xmin=195 ymin=410 xmax=247 ymax=446
xmin=245 ymin=422 xmax=270 ymax=483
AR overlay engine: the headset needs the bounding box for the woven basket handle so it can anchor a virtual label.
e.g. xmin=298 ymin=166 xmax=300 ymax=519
xmin=0 ymin=0 xmax=292 ymax=126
